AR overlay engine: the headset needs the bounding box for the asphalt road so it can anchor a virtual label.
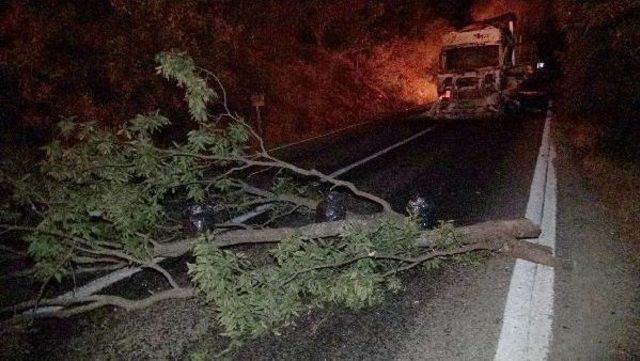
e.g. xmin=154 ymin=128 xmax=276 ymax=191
xmin=278 ymin=112 xmax=543 ymax=225
xmin=24 ymin=107 xmax=636 ymax=360
xmin=259 ymin=110 xmax=639 ymax=360
xmin=234 ymin=111 xmax=548 ymax=360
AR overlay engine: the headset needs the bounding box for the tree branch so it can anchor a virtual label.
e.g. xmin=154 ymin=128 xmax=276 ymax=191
xmin=4 ymin=287 xmax=196 ymax=318
xmin=154 ymin=214 xmax=391 ymax=257
xmin=143 ymin=262 xmax=180 ymax=289
xmin=415 ymin=219 xmax=542 ymax=247
xmin=3 ymin=217 xmax=552 ymax=319
xmin=154 ymin=217 xmax=547 ymax=267
xmin=283 ymin=233 xmax=556 ymax=286
xmin=159 ymin=150 xmax=396 ymax=214
xmin=239 ymin=183 xmax=319 ymax=210
xmin=0 ymin=244 xmax=27 ymax=258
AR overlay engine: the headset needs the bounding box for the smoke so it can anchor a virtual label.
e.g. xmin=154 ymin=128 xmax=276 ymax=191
xmin=470 ymin=0 xmax=552 ymax=36
xmin=471 ymin=0 xmax=512 ymax=20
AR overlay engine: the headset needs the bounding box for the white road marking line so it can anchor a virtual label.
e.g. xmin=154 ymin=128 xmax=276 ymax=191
xmin=233 ymin=126 xmax=434 ymax=225
xmin=495 ymin=104 xmax=557 ymax=361
xmin=527 ymin=136 xmax=557 ymax=359
xmin=268 ymin=104 xmax=434 ymax=153
xmin=268 ymin=121 xmax=370 ymax=152
xmin=329 ymin=127 xmax=435 ymax=178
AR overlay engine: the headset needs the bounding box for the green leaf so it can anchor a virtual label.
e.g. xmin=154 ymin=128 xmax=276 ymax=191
xmin=127 ymin=112 xmax=170 ymax=138
xmin=155 ymin=50 xmax=217 ymax=123
xmin=57 ymin=117 xmax=76 ymax=137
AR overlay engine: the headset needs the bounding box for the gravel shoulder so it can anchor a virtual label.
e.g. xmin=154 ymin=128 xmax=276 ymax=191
xmin=550 ymin=134 xmax=640 ymax=360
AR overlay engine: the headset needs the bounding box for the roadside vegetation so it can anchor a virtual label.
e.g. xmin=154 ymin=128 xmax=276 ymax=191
xmin=553 ymin=2 xmax=640 ymax=353
xmin=553 ymin=0 xmax=640 ymax=258
xmin=0 ymin=1 xmax=454 ymax=146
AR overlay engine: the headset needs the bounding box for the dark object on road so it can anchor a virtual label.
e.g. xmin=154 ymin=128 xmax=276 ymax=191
xmin=315 ymin=190 xmax=346 ymax=222
xmin=185 ymin=201 xmax=218 ymax=233
xmin=408 ymin=195 xmax=437 ymax=229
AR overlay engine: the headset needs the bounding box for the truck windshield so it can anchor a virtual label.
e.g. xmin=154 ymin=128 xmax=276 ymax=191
xmin=444 ymin=45 xmax=500 ymax=71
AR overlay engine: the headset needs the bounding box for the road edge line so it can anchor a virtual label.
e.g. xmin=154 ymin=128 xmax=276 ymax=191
xmin=494 ymin=104 xmax=557 ymax=361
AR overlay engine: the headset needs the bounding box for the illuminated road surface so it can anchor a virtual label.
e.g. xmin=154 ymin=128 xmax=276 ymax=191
xmin=237 ymin=109 xmax=638 ymax=360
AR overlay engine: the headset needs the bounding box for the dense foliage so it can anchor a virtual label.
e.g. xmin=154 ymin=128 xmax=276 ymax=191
xmin=189 ymin=218 xmax=420 ymax=341
xmin=2 ymin=1 xmax=636 ymax=158
xmin=1 ymin=51 xmax=254 ymax=282
xmin=553 ymin=0 xmax=640 ymax=162
xmin=0 ymin=0 xmax=459 ymax=146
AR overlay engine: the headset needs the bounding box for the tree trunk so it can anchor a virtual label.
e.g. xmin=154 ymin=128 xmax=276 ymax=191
xmin=3 ymin=217 xmax=554 ymax=319
xmin=154 ymin=216 xmax=552 ymax=265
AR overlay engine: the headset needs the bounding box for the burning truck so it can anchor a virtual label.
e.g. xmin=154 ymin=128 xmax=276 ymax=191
xmin=429 ymin=13 xmax=537 ymax=120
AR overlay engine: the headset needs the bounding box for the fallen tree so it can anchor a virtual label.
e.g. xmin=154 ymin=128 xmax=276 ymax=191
xmin=155 ymin=216 xmax=548 ymax=261
xmin=0 ymin=52 xmax=555 ymax=350
xmin=2 ymin=217 xmax=549 ymax=314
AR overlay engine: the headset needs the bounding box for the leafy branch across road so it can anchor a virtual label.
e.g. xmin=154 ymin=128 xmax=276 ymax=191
xmin=0 ymin=51 xmax=554 ymax=351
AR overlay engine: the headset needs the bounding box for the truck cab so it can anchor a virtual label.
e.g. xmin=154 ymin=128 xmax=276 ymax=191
xmin=431 ymin=13 xmax=530 ymax=120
